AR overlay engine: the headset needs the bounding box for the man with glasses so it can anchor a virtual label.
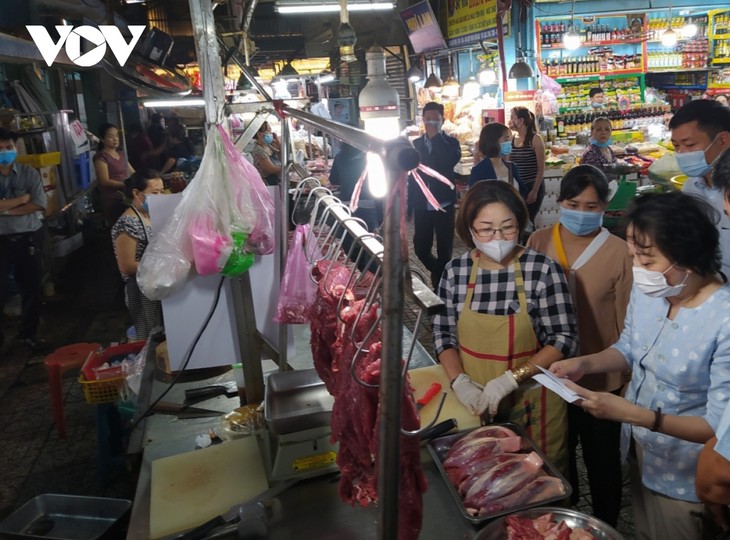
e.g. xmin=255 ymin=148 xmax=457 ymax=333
xmin=409 ymin=101 xmax=461 ymax=288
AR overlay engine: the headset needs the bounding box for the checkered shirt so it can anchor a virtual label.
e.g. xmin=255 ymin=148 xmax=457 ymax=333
xmin=432 ymin=248 xmax=578 ymax=358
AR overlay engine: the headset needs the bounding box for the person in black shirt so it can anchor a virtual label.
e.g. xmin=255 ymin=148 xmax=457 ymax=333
xmin=159 ymin=126 xmax=193 ymax=175
xmin=408 ymin=102 xmax=461 ymax=288
xmin=146 ymin=113 xmax=167 ymax=169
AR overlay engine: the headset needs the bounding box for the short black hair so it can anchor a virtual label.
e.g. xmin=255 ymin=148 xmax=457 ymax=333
xmin=124 ymin=169 xmax=161 ymax=199
xmin=0 ymin=127 xmax=17 ymax=142
xmin=422 ymin=102 xmax=444 ymax=117
xmin=558 ymin=165 xmax=610 ymax=204
xmin=457 ymin=180 xmax=528 ymax=248
xmin=589 ymin=87 xmax=604 ymax=98
xmin=668 ymin=99 xmax=730 ymax=140
xmin=625 ymin=191 xmax=721 ymax=277
xmin=713 ymin=148 xmax=730 ymax=199
xmin=478 ymin=122 xmax=510 ymax=158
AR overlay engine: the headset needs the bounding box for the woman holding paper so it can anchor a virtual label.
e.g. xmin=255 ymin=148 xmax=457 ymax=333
xmin=433 ymin=180 xmax=577 ymax=472
xmin=526 ymin=165 xmax=632 ymax=527
xmin=551 ymin=191 xmax=730 ymax=540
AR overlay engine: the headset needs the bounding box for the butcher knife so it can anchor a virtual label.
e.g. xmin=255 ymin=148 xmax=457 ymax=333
xmin=152 ymin=401 xmax=225 ymax=419
xmin=419 ymin=418 xmax=458 ymax=441
xmin=175 ymin=478 xmax=300 ymax=540
xmin=416 ymin=382 xmax=442 ymax=410
xmin=184 ymin=382 xmax=238 ymax=403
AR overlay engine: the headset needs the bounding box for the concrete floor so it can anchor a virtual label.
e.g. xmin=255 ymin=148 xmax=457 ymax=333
xmin=0 ymin=219 xmax=635 ymax=538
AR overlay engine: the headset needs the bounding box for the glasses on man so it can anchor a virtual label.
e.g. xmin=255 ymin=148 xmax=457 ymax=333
xmin=472 ymin=224 xmax=518 ymax=239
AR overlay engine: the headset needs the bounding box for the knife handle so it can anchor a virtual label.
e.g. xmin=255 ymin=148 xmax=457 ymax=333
xmin=419 ymin=418 xmax=457 ymax=441
xmin=176 ymin=515 xmax=226 ymax=540
xmin=417 ymin=383 xmax=442 ymax=407
xmin=185 ymin=386 xmax=226 ymax=402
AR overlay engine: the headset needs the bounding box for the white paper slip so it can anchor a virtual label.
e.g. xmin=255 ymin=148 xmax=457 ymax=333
xmin=533 ymin=366 xmax=583 ymax=404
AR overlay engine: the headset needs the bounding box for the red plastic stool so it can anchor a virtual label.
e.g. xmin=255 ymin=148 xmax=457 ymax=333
xmin=44 ymin=342 xmax=101 ymax=439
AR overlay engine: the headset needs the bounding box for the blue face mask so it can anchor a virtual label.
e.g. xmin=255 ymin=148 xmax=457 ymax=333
xmin=592 ymin=138 xmax=612 ymax=148
xmin=559 ymin=207 xmax=604 ymax=236
xmin=500 ymin=141 xmax=512 ymax=156
xmin=141 ymin=198 xmax=150 ymax=213
xmin=675 ymin=137 xmax=718 ymax=178
xmin=0 ymin=149 xmax=17 ymax=166
xmin=591 ymin=101 xmax=603 ymax=108
xmin=263 ymin=133 xmax=274 ymax=145
xmin=424 ymin=120 xmax=442 ymax=131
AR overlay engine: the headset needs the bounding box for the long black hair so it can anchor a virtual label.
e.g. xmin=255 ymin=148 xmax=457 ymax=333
xmin=511 ymin=106 xmax=537 ymax=147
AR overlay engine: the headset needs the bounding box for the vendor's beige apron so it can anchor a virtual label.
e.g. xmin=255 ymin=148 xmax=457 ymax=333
xmin=457 ymin=251 xmax=568 ymax=471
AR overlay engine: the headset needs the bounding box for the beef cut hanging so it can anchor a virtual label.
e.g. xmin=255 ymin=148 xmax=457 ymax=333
xmin=309 ymin=265 xmax=427 ymax=540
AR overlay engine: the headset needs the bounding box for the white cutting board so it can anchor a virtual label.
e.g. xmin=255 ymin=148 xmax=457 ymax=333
xmin=408 ymin=365 xmax=481 ymax=431
xmin=149 ymin=437 xmax=269 ymax=539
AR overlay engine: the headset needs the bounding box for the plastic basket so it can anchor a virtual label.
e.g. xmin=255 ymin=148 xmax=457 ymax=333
xmin=16 ymin=151 xmax=61 ymax=168
xmin=77 ymin=374 xmax=124 ymax=405
xmin=78 ymin=341 xmax=145 ymax=405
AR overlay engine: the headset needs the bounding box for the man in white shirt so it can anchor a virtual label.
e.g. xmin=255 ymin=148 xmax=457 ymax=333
xmin=669 ymin=99 xmax=730 ymax=278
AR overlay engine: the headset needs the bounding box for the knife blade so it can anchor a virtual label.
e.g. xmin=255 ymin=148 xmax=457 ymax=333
xmin=184 ymin=382 xmax=238 ymax=404
xmin=152 ymin=401 xmax=224 ymax=419
xmin=175 ymin=477 xmax=300 ymax=540
xmin=419 ymin=418 xmax=458 ymax=441
xmin=416 ymin=382 xmax=442 ymax=411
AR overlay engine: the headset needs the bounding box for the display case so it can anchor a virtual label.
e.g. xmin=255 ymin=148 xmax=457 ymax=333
xmin=536 ymin=15 xmax=647 ymax=110
xmin=709 ymin=8 xmax=730 ymax=92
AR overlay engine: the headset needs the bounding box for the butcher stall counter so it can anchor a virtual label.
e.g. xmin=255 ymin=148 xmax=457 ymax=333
xmin=126 ymin=344 xmax=490 ymax=539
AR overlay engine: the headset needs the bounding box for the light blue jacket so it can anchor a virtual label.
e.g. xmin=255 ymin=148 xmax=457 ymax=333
xmin=612 ymin=283 xmax=730 ymax=502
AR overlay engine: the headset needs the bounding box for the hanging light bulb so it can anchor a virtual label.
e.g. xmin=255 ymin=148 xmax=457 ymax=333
xmin=478 ymin=65 xmax=497 ymax=86
xmin=563 ymin=25 xmax=581 ymax=50
xmin=441 ymin=54 xmax=460 ymax=98
xmin=462 ymin=77 xmax=481 ymax=100
xmin=424 ymin=57 xmax=442 ymax=91
xmin=661 ymin=27 xmax=678 ymax=47
xmin=681 ymin=18 xmax=698 ymax=38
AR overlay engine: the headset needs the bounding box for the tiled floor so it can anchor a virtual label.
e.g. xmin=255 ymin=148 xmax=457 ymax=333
xmin=0 ymin=226 xmax=135 ymax=533
xmin=0 ymin=218 xmax=634 ymax=538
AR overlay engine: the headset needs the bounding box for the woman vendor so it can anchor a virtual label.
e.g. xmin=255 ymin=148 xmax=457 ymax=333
xmin=433 ymin=180 xmax=577 ymax=470
xmin=551 ymin=191 xmax=730 ymax=539
xmin=252 ymin=122 xmax=281 ymax=186
xmin=527 ymin=165 xmax=632 ymax=527
xmin=580 ymin=117 xmax=618 ymax=181
xmin=94 ymin=123 xmax=135 ymax=227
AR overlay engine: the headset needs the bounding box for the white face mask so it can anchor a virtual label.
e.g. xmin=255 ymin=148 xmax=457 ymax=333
xmin=632 ymin=264 xmax=689 ymax=298
xmin=472 ymin=234 xmax=517 ymax=262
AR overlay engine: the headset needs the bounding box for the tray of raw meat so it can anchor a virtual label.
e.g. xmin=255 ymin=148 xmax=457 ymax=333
xmin=426 ymin=423 xmax=572 ymax=524
xmin=475 ymin=507 xmax=624 ymax=539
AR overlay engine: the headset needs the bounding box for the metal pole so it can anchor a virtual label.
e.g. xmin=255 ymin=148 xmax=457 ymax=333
xmin=377 ymin=164 xmax=404 ymax=540
xmin=278 ymin=115 xmax=290 ymax=372
xmin=189 ymin=0 xmax=265 ymax=397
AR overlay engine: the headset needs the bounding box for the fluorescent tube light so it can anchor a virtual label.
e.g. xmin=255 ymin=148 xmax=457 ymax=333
xmin=143 ymin=99 xmax=206 ymax=107
xmin=276 ymin=2 xmax=393 ymax=14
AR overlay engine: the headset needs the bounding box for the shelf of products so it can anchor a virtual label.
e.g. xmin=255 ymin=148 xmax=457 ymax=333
xmin=554 ymin=107 xmax=670 ymax=138
xmin=555 ymin=75 xmax=644 ymax=112
xmin=708 ymin=9 xmax=730 ymax=90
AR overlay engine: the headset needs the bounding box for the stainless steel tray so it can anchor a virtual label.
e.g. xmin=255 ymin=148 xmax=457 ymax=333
xmin=476 ymin=506 xmax=624 ymax=539
xmin=265 ymin=368 xmax=334 ymax=436
xmin=426 ymin=423 xmax=572 ymax=526
xmin=0 ymin=494 xmax=130 ymax=540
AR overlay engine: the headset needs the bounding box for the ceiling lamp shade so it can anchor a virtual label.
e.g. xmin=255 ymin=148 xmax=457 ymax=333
xmin=275 ymin=0 xmax=393 ymax=14
xmin=478 ymin=66 xmax=497 ymax=86
xmin=508 ymin=56 xmax=534 ymax=79
xmin=441 ymin=76 xmax=460 ymax=98
xmin=563 ymin=26 xmax=581 ymax=50
xmin=279 ymin=63 xmax=299 ymax=77
xmin=406 ymin=65 xmax=424 ymax=82
xmin=424 ymin=72 xmax=442 ymax=90
xmin=661 ymin=27 xmax=678 ymax=47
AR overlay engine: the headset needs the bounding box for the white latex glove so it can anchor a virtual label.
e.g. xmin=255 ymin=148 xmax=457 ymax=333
xmin=451 ymin=373 xmax=484 ymax=415
xmin=478 ymin=372 xmax=519 ymax=418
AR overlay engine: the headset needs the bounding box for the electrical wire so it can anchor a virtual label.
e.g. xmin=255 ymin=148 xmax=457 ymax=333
xmin=128 ymin=275 xmax=227 ymax=434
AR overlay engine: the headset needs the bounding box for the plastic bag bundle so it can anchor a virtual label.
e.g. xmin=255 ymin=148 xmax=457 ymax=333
xmin=273 ymin=224 xmax=318 ymax=324
xmin=218 ymin=125 xmax=275 ymax=255
xmin=138 ymin=125 xmax=270 ymax=301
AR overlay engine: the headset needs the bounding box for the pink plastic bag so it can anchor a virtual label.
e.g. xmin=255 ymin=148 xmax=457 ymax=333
xmin=218 ymin=125 xmax=276 ymax=255
xmin=273 ymin=225 xmax=317 ymax=324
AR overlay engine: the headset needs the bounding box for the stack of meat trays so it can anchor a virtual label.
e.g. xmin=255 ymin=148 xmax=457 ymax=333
xmin=426 ymin=423 xmax=572 ymax=525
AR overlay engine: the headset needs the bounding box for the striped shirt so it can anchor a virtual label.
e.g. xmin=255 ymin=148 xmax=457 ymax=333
xmin=510 ymin=136 xmax=539 ymax=185
xmin=432 ymin=248 xmax=578 ymax=358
